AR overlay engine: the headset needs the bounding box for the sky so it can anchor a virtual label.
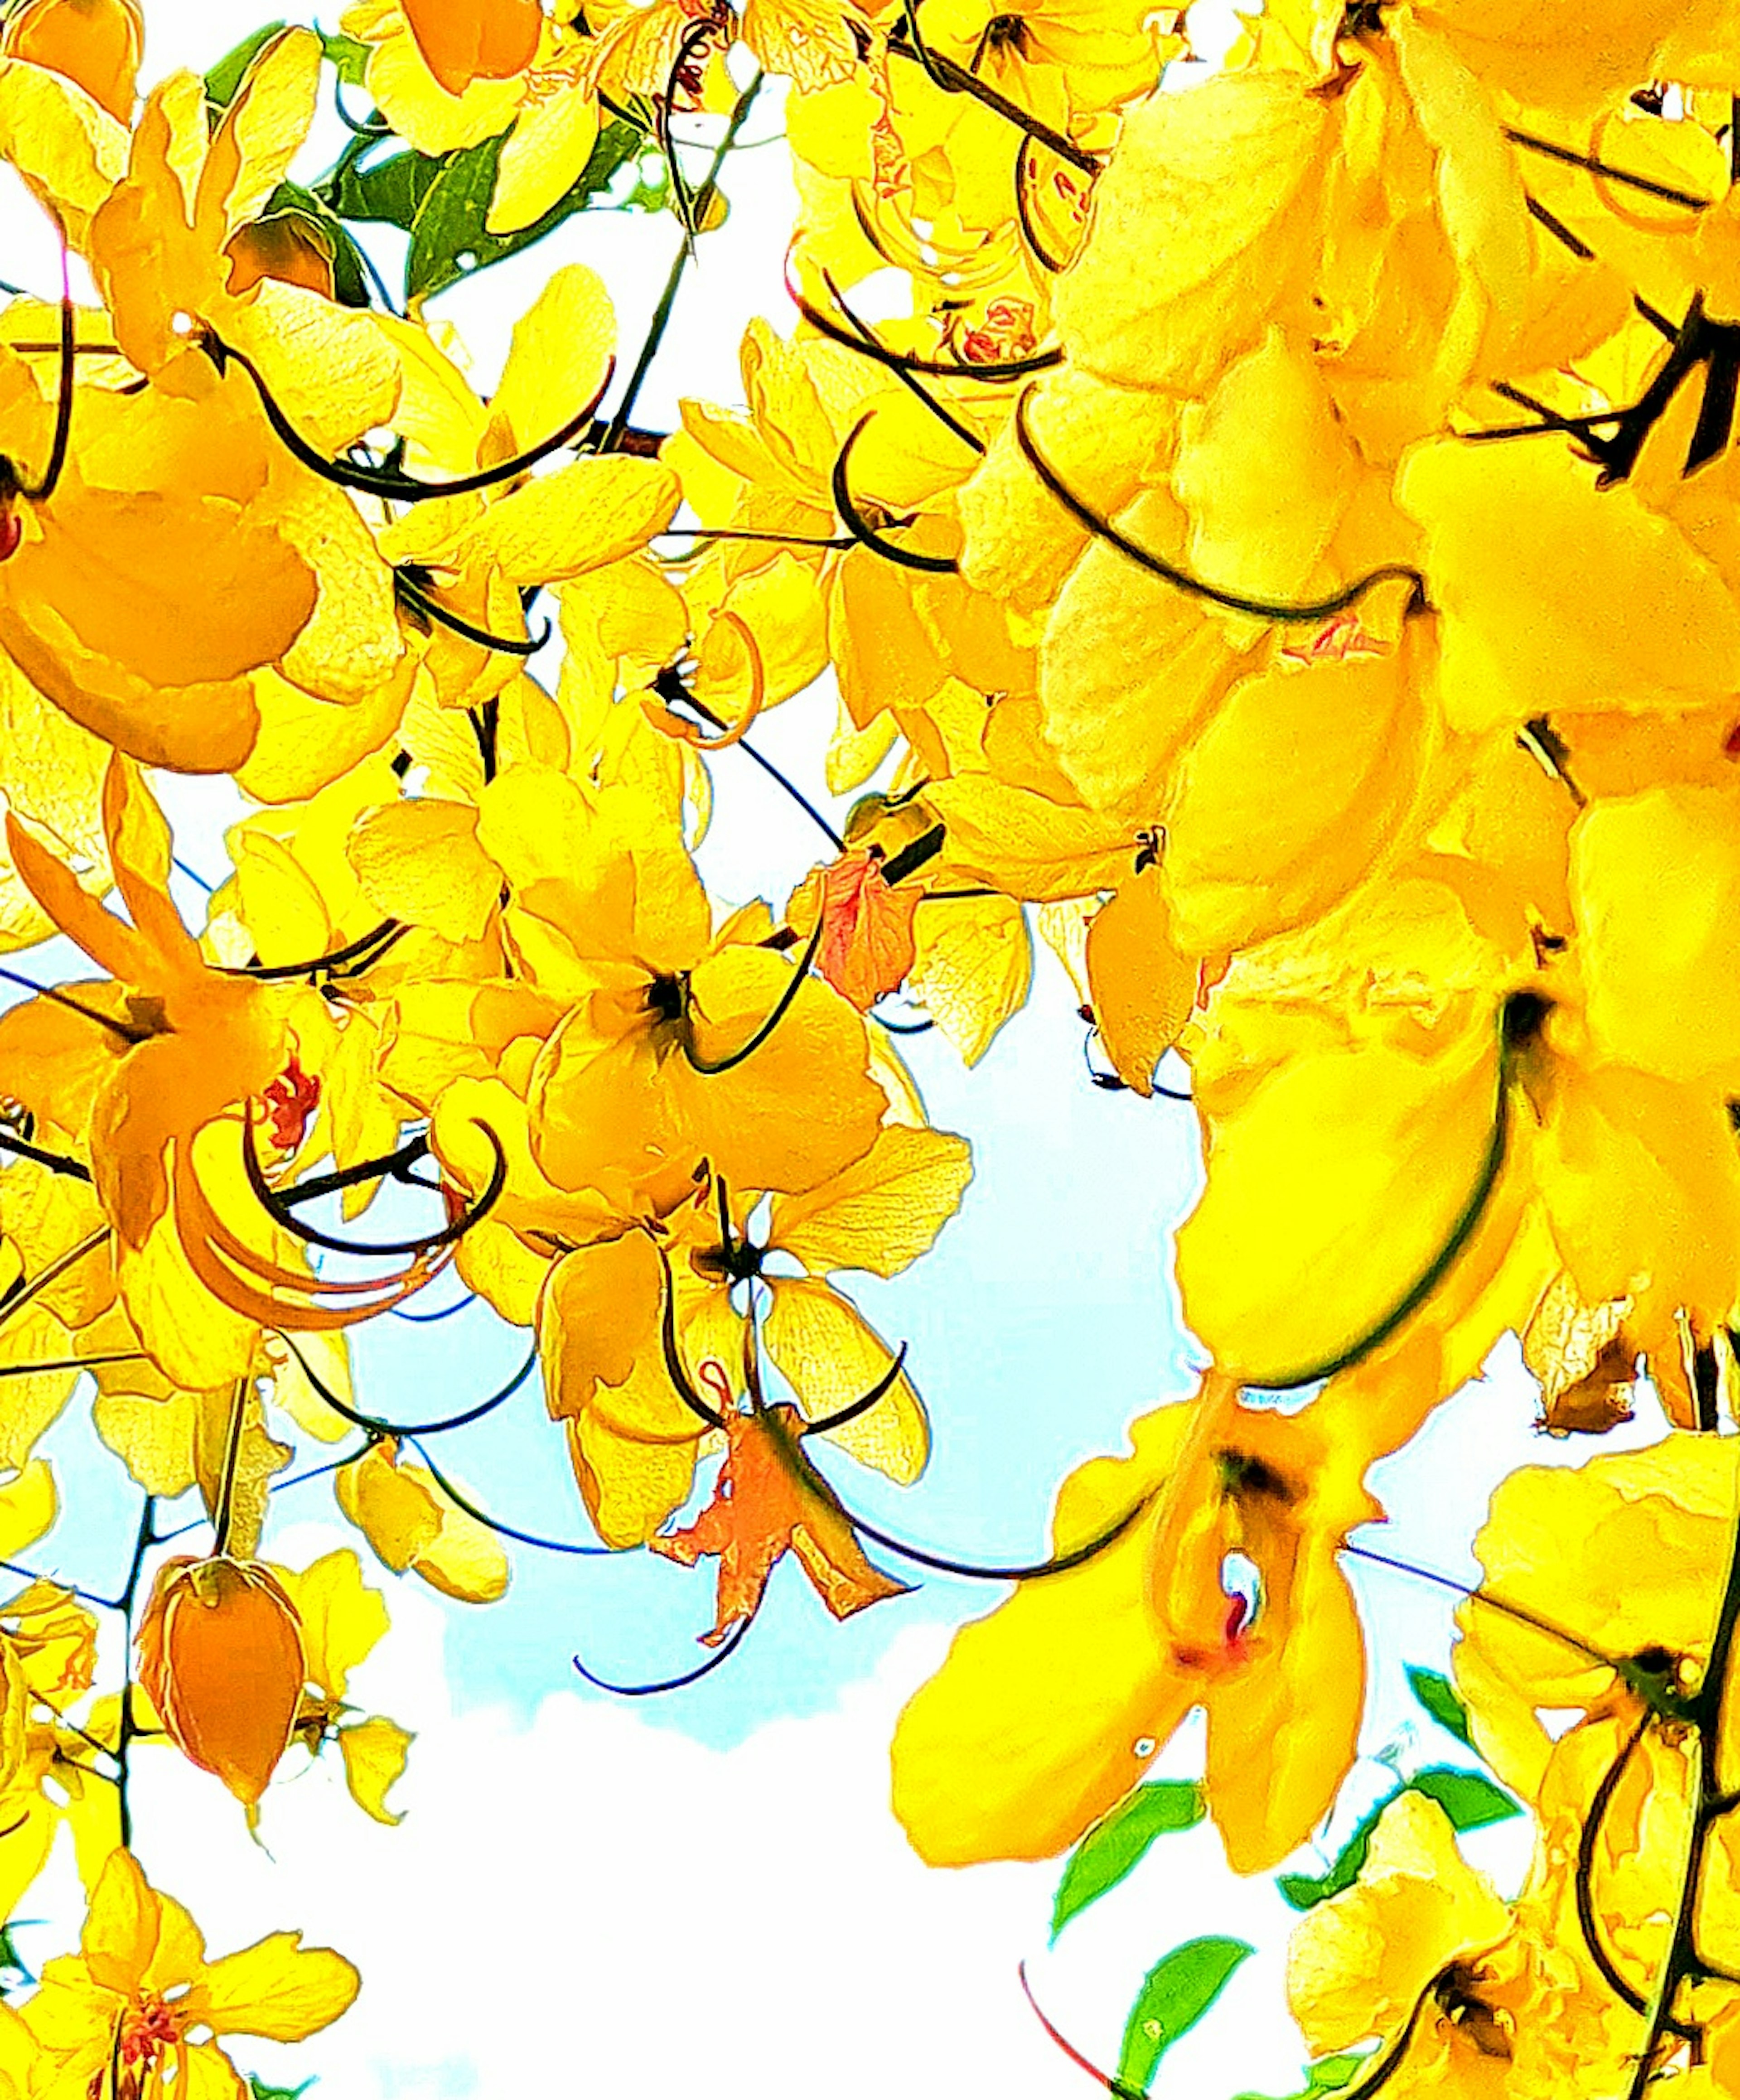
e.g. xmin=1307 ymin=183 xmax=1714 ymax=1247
xmin=0 ymin=5 xmax=1676 ymax=2096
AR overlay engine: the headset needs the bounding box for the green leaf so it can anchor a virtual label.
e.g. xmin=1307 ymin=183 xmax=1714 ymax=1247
xmin=1277 ymin=1766 xmax=1520 ymax=1912
xmin=320 ymin=30 xmax=372 ymax=86
xmin=247 ymin=2079 xmax=313 ymax=2100
xmin=1406 ymin=1666 xmax=1473 ymax=1748
xmin=326 ymin=145 xmax=445 ymax=235
xmin=1115 ymin=1936 xmax=1252 ymax=2095
xmin=403 ymin=121 xmax=647 ymax=304
xmin=324 ymin=118 xmax=648 ymax=305
xmin=1410 ymin=1766 xmax=1520 ymax=1834
xmin=0 ymin=1921 xmax=33 ymax=1995
xmin=1050 ymin=1782 xmax=1204 ymax=1941
xmin=205 ymin=23 xmax=287 ymax=111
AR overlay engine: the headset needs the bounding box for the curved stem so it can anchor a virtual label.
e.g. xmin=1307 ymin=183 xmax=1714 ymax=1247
xmin=221 ymin=919 xmax=406 ymax=982
xmin=281 ymin=1331 xmax=537 ymax=1437
xmin=1015 ymin=387 xmax=1426 ymax=622
xmin=656 ymin=1243 xmax=727 ymax=1431
xmin=396 ymin=572 xmax=550 ymax=656
xmin=209 ymin=334 xmax=598 ymax=502
xmin=682 ymin=912 xmax=827 ymax=1076
xmin=1015 ymin=133 xmax=1071 ymax=273
xmin=802 ymin=1343 xmax=910 ymax=1436
xmin=817 ymin=272 xmax=986 ymax=453
xmin=19 ymin=248 xmax=73 ymax=502
xmin=243 ymin=1113 xmax=504 ymax=1257
xmin=1241 ymin=1036 xmax=1511 ymax=1392
xmin=796 ymin=293 xmax=1062 ymax=381
xmin=574 ymin=1614 xmax=749 ymax=1695
xmin=1016 ymin=1962 xmax=1143 ymax=2099
xmin=831 ymin=415 xmax=960 ymax=574
xmin=1575 ymin=1712 xmax=1669 ymax=2020
xmin=837 ymin=1489 xmax=1152 ymax=1582
xmin=407 ymin=1435 xmax=612 ymax=1556
xmin=274 ymin=1131 xmax=429 ymax=1208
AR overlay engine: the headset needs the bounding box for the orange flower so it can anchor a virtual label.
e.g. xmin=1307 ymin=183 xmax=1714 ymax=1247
xmin=136 ymin=1555 xmax=306 ymax=1806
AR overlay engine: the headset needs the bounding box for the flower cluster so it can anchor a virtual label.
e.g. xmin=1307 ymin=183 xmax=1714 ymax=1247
xmin=0 ymin=0 xmax=1733 ymax=2088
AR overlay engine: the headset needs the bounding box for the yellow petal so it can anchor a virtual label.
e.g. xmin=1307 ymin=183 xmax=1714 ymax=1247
xmin=192 ymin=1930 xmax=360 ymax=2041
xmin=892 ymin=1405 xmax=1195 ymax=1865
xmin=337 ymin=1713 xmax=413 ymax=1825
xmin=347 ymin=797 xmax=500 ymax=943
xmin=769 ymin=1124 xmax=973 ymax=1279
xmin=763 ymin=1276 xmax=929 ymax=1485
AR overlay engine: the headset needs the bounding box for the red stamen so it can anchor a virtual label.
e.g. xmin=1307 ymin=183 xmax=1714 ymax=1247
xmin=261 ymin=1056 xmax=321 ymax=1152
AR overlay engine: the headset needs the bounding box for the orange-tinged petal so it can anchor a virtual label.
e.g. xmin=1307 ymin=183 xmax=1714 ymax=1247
xmin=0 ymin=0 xmax=142 ymax=121
xmin=136 ymin=1556 xmax=306 ymax=1806
xmin=403 ymin=0 xmax=540 ymax=94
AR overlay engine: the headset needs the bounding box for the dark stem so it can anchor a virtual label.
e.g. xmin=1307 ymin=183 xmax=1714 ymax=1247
xmin=816 ymin=270 xmax=986 ymax=452
xmin=682 ymin=912 xmax=827 ymax=1075
xmin=19 ymin=251 xmax=74 ymax=502
xmin=209 ymin=1378 xmax=250 ymax=1558
xmin=602 ymin=69 xmax=764 ymax=451
xmin=281 ymin=1330 xmax=538 ymax=1438
xmin=831 ymin=414 xmax=961 ymax=573
xmin=574 ymin=1614 xmax=749 ymax=1695
xmin=208 ymin=334 xmax=599 ymax=502
xmin=889 ymin=22 xmax=1100 ymax=175
xmin=221 ymin=918 xmax=406 ymax=982
xmin=114 ymin=1495 xmax=157 ymax=1851
xmin=1015 ymin=387 xmax=1427 ymax=622
xmin=0 ymin=1130 xmax=90 ymax=1182
xmin=1503 ymin=127 xmax=1711 ymax=210
xmin=835 ymin=1488 xmax=1152 ymax=1582
xmin=406 ymin=1435 xmax=611 ymax=1556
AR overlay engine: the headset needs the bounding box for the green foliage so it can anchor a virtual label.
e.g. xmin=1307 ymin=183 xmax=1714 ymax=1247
xmin=246 ymin=2079 xmax=313 ymax=2100
xmin=319 ymin=121 xmax=650 ymax=305
xmin=1277 ymin=1766 xmax=1520 ymax=1912
xmin=1050 ymin=1781 xmax=1205 ymax=1941
xmin=319 ymin=31 xmax=372 ymax=86
xmin=1406 ymin=1666 xmax=1474 ymax=1748
xmin=0 ymin=1923 xmax=32 ymax=1996
xmin=1116 ymin=1936 xmax=1252 ymax=2095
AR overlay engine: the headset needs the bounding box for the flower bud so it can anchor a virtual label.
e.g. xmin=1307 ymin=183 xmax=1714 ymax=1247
xmin=136 ymin=1556 xmax=306 ymax=1806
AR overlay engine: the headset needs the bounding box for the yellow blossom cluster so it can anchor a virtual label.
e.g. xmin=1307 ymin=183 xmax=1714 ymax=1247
xmin=0 ymin=0 xmax=1732 ymax=2088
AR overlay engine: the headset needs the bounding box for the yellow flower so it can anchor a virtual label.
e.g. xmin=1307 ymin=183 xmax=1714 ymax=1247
xmin=1287 ymin=1791 xmax=1511 ymax=2061
xmin=1 ymin=758 xmax=332 ymax=1385
xmin=893 ymin=1373 xmax=1390 ymax=1875
xmin=280 ymin=1548 xmax=414 ymax=1825
xmin=24 ymin=1848 xmax=358 ymax=2097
